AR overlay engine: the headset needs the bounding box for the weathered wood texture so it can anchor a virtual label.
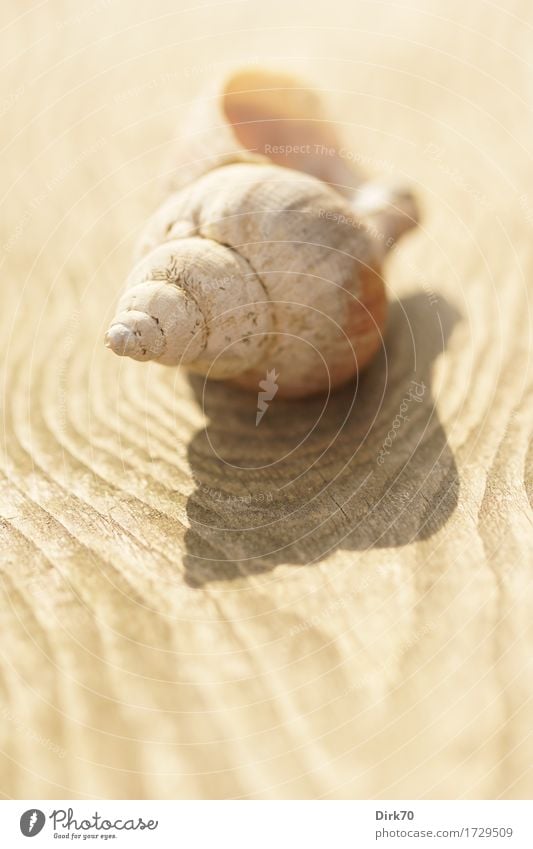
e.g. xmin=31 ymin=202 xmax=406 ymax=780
xmin=1 ymin=0 xmax=532 ymax=799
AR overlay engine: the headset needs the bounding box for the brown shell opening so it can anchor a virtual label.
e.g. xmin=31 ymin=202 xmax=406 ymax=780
xmin=221 ymin=68 xmax=356 ymax=193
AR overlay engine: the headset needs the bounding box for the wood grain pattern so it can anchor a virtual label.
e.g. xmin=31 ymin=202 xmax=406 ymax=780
xmin=0 ymin=0 xmax=532 ymax=799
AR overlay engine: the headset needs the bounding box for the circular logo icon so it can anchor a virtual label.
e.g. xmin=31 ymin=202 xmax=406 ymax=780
xmin=20 ymin=809 xmax=45 ymax=837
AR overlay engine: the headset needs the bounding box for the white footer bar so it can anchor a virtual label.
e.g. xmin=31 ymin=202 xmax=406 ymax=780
xmin=2 ymin=800 xmax=531 ymax=848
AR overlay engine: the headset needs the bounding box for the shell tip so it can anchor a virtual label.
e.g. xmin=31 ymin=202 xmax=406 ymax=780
xmin=105 ymin=323 xmax=137 ymax=356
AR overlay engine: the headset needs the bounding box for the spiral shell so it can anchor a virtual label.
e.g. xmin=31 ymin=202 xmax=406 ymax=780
xmin=106 ymin=68 xmax=419 ymax=398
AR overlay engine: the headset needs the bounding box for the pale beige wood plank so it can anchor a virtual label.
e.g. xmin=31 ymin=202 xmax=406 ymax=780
xmin=0 ymin=0 xmax=531 ymax=799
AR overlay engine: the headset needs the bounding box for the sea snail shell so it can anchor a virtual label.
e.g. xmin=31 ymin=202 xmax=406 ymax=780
xmin=106 ymin=68 xmax=419 ymax=398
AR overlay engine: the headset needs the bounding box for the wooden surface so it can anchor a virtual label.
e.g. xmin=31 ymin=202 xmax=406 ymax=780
xmin=1 ymin=0 xmax=532 ymax=800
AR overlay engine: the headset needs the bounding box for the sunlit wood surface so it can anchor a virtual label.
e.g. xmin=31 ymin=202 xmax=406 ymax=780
xmin=0 ymin=0 xmax=532 ymax=799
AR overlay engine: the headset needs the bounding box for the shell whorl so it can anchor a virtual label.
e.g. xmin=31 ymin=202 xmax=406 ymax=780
xmin=109 ymin=163 xmax=389 ymax=396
